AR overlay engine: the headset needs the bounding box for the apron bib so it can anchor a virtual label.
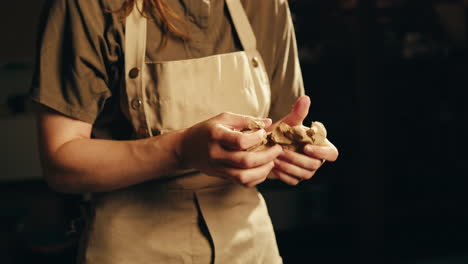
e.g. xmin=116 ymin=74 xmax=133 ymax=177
xmin=81 ymin=0 xmax=282 ymax=263
xmin=124 ymin=0 xmax=270 ymax=137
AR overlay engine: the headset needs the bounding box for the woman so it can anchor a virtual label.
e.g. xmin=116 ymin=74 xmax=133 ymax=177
xmin=31 ymin=0 xmax=338 ymax=263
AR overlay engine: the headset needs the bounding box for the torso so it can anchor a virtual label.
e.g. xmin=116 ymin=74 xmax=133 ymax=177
xmin=90 ymin=0 xmax=295 ymax=140
xmin=80 ymin=1 xmax=285 ymax=263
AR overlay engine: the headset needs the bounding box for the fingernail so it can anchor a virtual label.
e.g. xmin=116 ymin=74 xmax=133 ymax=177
xmin=261 ymin=118 xmax=272 ymax=126
xmin=305 ymin=145 xmax=313 ymax=153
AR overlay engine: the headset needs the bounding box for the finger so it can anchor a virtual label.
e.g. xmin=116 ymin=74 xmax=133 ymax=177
xmin=267 ymin=171 xmax=278 ymax=180
xmin=224 ymin=161 xmax=274 ymax=186
xmin=215 ymin=125 xmax=267 ymax=150
xmin=277 ymin=149 xmax=323 ymax=171
xmin=216 ymin=112 xmax=272 ymax=130
xmin=218 ymin=145 xmax=283 ymax=169
xmin=303 ymin=140 xmax=339 ymax=162
xmin=281 ymin=96 xmax=311 ymax=126
xmin=274 ymin=158 xmax=316 ymax=180
xmin=245 ymin=177 xmax=267 ymax=188
xmin=272 ymin=169 xmax=301 ymax=186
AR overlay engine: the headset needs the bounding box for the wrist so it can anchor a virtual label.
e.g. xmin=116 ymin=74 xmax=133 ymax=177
xmin=171 ymin=128 xmax=189 ymax=170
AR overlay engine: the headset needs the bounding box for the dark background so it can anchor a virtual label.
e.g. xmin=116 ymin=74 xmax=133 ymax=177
xmin=0 ymin=0 xmax=467 ymax=263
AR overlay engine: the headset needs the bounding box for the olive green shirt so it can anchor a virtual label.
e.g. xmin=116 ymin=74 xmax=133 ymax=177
xmin=31 ymin=0 xmax=304 ymax=139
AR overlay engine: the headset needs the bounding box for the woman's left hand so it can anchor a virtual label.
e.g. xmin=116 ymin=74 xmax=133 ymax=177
xmin=272 ymin=139 xmax=338 ymax=185
xmin=270 ymin=95 xmax=339 ymax=185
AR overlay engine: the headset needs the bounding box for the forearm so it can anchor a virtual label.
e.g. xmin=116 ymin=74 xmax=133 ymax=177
xmin=38 ymin=108 xmax=281 ymax=192
xmin=43 ymin=130 xmax=185 ymax=194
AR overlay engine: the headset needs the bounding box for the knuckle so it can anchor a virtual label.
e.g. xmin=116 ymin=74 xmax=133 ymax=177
xmin=208 ymin=145 xmax=219 ymax=160
xmin=239 ymin=154 xmax=253 ymax=168
xmin=236 ymin=136 xmax=249 ymax=150
xmin=254 ymin=178 xmax=267 ymax=187
xmin=274 ymin=159 xmax=283 ymax=169
xmin=218 ymin=112 xmax=229 ymax=120
xmin=237 ymin=173 xmax=250 ymax=185
xmin=208 ymin=125 xmax=220 ymax=140
xmin=246 ymin=182 xmax=257 ymax=188
xmin=230 ymin=170 xmax=241 ymax=179
xmin=267 ymin=161 xmax=275 ymax=170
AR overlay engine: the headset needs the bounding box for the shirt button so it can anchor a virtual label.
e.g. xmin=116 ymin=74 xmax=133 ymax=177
xmin=251 ymin=57 xmax=259 ymax=68
xmin=129 ymin=67 xmax=140 ymax=79
xmin=188 ymin=15 xmax=196 ymax=23
xmin=131 ymin=99 xmax=142 ymax=109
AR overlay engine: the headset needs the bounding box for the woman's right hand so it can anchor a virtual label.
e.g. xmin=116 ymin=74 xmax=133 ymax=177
xmin=176 ymin=112 xmax=283 ymax=187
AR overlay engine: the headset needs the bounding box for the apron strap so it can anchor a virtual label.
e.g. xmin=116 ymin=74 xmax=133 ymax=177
xmin=125 ymin=0 xmax=153 ymax=137
xmin=225 ymin=0 xmax=269 ymax=109
xmin=225 ymin=0 xmax=257 ymax=51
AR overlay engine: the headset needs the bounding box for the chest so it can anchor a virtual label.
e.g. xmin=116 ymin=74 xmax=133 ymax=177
xmin=145 ymin=0 xmax=240 ymax=62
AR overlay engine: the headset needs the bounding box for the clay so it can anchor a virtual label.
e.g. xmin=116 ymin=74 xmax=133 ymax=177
xmin=242 ymin=120 xmax=269 ymax=152
xmin=243 ymin=120 xmax=328 ymax=152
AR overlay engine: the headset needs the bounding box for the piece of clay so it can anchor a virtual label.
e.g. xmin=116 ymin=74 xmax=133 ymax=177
xmin=271 ymin=123 xmax=293 ymax=145
xmin=248 ymin=120 xmax=265 ymax=130
xmin=244 ymin=120 xmax=269 ymax=151
xmin=308 ymin=121 xmax=327 ymax=145
xmin=242 ymin=120 xmax=328 ymax=153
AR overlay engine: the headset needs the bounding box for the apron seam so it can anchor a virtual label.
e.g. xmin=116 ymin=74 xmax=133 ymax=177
xmin=193 ymin=192 xmax=215 ymax=264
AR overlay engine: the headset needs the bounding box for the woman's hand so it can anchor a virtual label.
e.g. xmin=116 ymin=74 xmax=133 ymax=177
xmin=272 ymin=139 xmax=338 ymax=185
xmin=270 ymin=96 xmax=339 ymax=185
xmin=177 ymin=112 xmax=283 ymax=187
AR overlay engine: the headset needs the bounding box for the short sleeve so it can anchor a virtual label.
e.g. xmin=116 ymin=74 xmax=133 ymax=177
xmin=267 ymin=0 xmax=305 ymax=122
xmin=30 ymin=0 xmax=121 ymax=123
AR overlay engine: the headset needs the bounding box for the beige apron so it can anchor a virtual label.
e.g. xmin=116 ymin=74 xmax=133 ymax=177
xmin=80 ymin=0 xmax=282 ymax=263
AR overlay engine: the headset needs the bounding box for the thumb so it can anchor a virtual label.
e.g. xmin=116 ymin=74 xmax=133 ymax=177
xmin=281 ymin=96 xmax=311 ymax=126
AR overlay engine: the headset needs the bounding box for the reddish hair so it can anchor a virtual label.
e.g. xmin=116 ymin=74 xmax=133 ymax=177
xmin=117 ymin=0 xmax=189 ymax=41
